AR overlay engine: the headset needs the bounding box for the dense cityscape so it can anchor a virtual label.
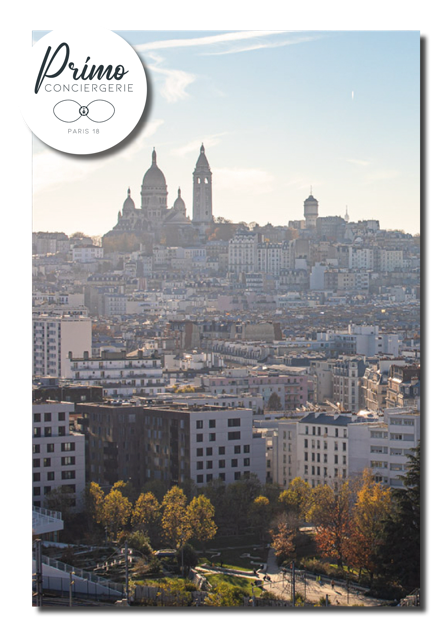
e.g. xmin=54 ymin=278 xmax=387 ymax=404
xmin=32 ymin=143 xmax=420 ymax=608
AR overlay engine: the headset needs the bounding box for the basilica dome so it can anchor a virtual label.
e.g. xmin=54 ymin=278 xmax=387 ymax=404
xmin=142 ymin=148 xmax=167 ymax=188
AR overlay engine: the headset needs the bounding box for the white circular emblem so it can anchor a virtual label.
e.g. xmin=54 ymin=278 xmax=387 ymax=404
xmin=22 ymin=30 xmax=148 ymax=155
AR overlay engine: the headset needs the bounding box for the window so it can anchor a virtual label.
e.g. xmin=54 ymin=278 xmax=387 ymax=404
xmin=33 ymin=427 xmax=41 ymax=438
xmin=61 ymin=457 xmax=75 ymax=466
xmin=334 ymin=455 xmax=338 ymax=464
xmin=234 ymin=472 xmax=241 ymax=480
xmin=196 ymin=434 xmax=203 ymax=443
xmin=219 ymin=459 xmax=225 ymax=468
xmin=33 ymin=459 xmax=40 ymax=468
xmin=59 ymin=426 xmax=66 ymax=437
xmin=228 ymin=431 xmax=241 ymax=441
xmin=197 ymin=475 xmax=204 ymax=484
xmin=209 ymin=433 xmax=216 ymax=442
xmin=44 ymin=427 xmax=52 ymax=437
xmin=206 ymin=447 xmax=213 ymax=456
xmin=33 ymin=473 xmax=40 ymax=482
xmin=206 ymin=461 xmax=213 ymax=469
xmin=219 ymin=473 xmax=226 ymax=481
xmin=243 ymin=445 xmax=250 ymax=453
xmin=206 ymin=474 xmax=213 ymax=483
xmin=47 ymin=472 xmax=55 ymax=481
xmin=304 ymin=439 xmax=308 ymax=448
xmin=33 ymin=487 xmax=41 ymax=496
xmin=196 ymin=420 xmax=203 ymax=429
xmin=218 ymin=446 xmax=225 ymax=455
xmin=43 ymin=458 xmax=51 ymax=467
xmin=61 ymin=442 xmax=75 ymax=452
xmin=46 ymin=443 xmax=54 ymax=453
xmin=234 ymin=445 xmax=241 ymax=454
xmin=196 ymin=461 xmax=203 ymax=470
xmin=33 ymin=413 xmax=41 ymax=423
xmin=244 ymin=458 xmax=250 ymax=467
xmin=61 ymin=470 xmax=75 ymax=480
xmin=231 ymin=459 xmax=238 ymax=467
xmin=228 ymin=418 xmax=241 ymax=427
xmin=44 ymin=413 xmax=51 ymax=422
xmin=335 ymin=428 xmax=339 ymax=437
xmin=209 ymin=420 xmax=216 ymax=429
xmin=58 ymin=412 xmax=66 ymax=421
xmin=33 ymin=444 xmax=40 ymax=454
xmin=196 ymin=448 xmax=203 ymax=457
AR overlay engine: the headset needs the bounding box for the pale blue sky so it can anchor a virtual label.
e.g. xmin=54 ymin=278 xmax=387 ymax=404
xmin=32 ymin=30 xmax=420 ymax=235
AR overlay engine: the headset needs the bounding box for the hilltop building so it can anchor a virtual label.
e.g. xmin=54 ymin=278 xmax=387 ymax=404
xmin=103 ymin=145 xmax=214 ymax=248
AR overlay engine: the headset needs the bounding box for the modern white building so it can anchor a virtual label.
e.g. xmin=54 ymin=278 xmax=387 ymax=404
xmin=69 ymin=349 xmax=166 ymax=398
xmin=32 ymin=401 xmax=86 ymax=511
xmin=33 ymin=314 xmax=92 ymax=379
xmin=348 ymin=407 xmax=420 ymax=488
xmin=187 ymin=406 xmax=266 ymax=487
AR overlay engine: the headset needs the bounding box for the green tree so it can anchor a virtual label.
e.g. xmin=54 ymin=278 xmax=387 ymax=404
xmin=249 ymin=496 xmax=272 ymax=541
xmin=267 ymin=392 xmax=282 ymax=411
xmin=377 ymin=444 xmax=421 ymax=590
xmin=204 ymin=583 xmax=244 ymax=607
xmin=279 ymin=477 xmax=312 ymax=520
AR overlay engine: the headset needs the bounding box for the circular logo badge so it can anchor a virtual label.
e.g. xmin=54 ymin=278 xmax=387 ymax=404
xmin=22 ymin=30 xmax=148 ymax=155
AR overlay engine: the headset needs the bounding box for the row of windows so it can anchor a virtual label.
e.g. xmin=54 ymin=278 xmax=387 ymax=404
xmin=33 ymin=484 xmax=76 ymax=496
xmin=304 ymin=466 xmax=346 ymax=478
xmin=196 ymin=418 xmax=240 ymax=429
xmin=33 ymin=442 xmax=75 ymax=453
xmin=196 ymin=471 xmax=250 ymax=484
xmin=33 ymin=457 xmax=76 ymax=468
xmin=34 ymin=412 xmax=66 ymax=423
xmin=304 ymin=439 xmax=346 ymax=451
xmin=33 ymin=427 xmax=67 ymax=437
xmin=197 ymin=458 xmax=250 ymax=470
xmin=196 ymin=444 xmax=250 ymax=457
xmin=33 ymin=470 xmax=76 ymax=482
xmin=304 ymin=426 xmax=348 ymax=437
xmin=304 ymin=452 xmax=346 ymax=464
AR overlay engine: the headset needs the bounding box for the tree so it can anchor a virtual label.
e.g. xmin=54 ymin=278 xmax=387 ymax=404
xmin=377 ymin=444 xmax=421 ymax=590
xmin=249 ymin=496 xmax=272 ymax=541
xmin=187 ymin=495 xmax=217 ymax=552
xmin=346 ymin=469 xmax=392 ymax=581
xmin=101 ymin=488 xmax=132 ymax=539
xmin=267 ymin=392 xmax=282 ymax=411
xmin=307 ymin=481 xmax=352 ymax=568
xmin=204 ymin=583 xmax=244 ymax=607
xmin=279 ymin=477 xmax=312 ymax=521
xmin=161 ymin=486 xmax=192 ymax=549
xmin=44 ymin=486 xmax=76 ymax=521
xmin=131 ymin=492 xmax=161 ymax=544
xmin=111 ymin=480 xmax=137 ymax=503
xmin=270 ymin=523 xmax=296 ymax=564
xmin=84 ymin=482 xmax=105 ymax=528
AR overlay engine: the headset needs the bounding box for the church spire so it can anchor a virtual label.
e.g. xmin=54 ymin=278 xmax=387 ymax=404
xmin=152 ymin=148 xmax=157 ymax=165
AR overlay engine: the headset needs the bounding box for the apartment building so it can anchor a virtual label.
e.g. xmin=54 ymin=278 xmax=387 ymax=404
xmin=348 ymin=408 xmax=420 ymax=488
xmin=33 ymin=314 xmax=92 ymax=379
xmin=77 ymin=401 xmax=265 ymax=492
xmin=32 ymin=402 xmax=85 ymax=510
xmin=360 ymin=359 xmax=406 ymax=412
xmin=69 ymin=349 xmax=166 ymax=398
xmin=297 ymin=413 xmax=353 ymax=489
xmin=144 ymin=405 xmax=266 ymax=489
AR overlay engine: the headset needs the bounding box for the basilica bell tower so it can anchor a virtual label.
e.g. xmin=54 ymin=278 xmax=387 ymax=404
xmin=192 ymin=143 xmax=213 ymax=227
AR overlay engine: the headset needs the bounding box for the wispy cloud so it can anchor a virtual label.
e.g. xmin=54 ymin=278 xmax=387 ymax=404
xmin=203 ymin=35 xmax=324 ymax=56
xmin=145 ymin=53 xmax=196 ymax=103
xmin=345 ymin=157 xmax=371 ymax=167
xmin=135 ymin=31 xmax=296 ymax=53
